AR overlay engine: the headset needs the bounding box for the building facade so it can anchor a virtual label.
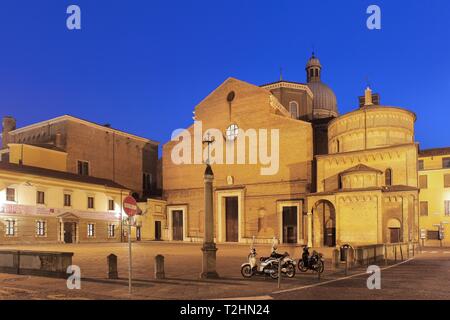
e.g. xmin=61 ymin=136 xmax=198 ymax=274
xmin=155 ymin=54 xmax=422 ymax=247
xmin=0 ymin=154 xmax=129 ymax=244
xmin=418 ymin=148 xmax=450 ymax=246
xmin=1 ymin=115 xmax=159 ymax=198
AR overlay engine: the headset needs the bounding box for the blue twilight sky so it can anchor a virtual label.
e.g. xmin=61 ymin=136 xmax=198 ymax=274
xmin=0 ymin=0 xmax=449 ymax=151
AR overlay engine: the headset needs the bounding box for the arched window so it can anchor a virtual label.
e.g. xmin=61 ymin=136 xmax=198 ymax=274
xmin=315 ymin=69 xmax=319 ymax=77
xmin=385 ymin=169 xmax=392 ymax=186
xmin=310 ymin=69 xmax=314 ymax=78
xmin=289 ymin=101 xmax=299 ymax=119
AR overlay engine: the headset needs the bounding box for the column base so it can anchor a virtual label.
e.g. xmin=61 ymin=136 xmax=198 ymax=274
xmin=200 ymin=242 xmax=219 ymax=279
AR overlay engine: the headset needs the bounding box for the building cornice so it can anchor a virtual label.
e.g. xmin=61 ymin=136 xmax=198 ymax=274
xmin=8 ymin=115 xmax=159 ymax=146
xmin=262 ymin=81 xmax=314 ymax=99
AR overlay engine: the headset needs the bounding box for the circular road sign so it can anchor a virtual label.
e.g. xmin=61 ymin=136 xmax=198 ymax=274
xmin=123 ymin=196 xmax=138 ymax=217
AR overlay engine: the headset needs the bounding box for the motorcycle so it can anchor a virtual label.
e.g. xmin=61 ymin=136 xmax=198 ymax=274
xmin=298 ymin=246 xmax=324 ymax=273
xmin=241 ymin=238 xmax=296 ymax=279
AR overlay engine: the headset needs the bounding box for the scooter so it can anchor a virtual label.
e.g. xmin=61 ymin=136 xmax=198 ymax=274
xmin=298 ymin=246 xmax=324 ymax=273
xmin=241 ymin=238 xmax=296 ymax=279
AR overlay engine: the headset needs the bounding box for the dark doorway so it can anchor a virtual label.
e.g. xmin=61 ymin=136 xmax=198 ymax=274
xmin=64 ymin=222 xmax=75 ymax=243
xmin=282 ymin=206 xmax=298 ymax=244
xmin=172 ymin=210 xmax=183 ymax=241
xmin=325 ymin=219 xmax=336 ymax=247
xmin=314 ymin=200 xmax=336 ymax=247
xmin=225 ymin=197 xmax=239 ymax=242
xmin=155 ymin=221 xmax=162 ymax=240
xmin=136 ymin=226 xmax=141 ymax=241
xmin=390 ymin=228 xmax=401 ymax=243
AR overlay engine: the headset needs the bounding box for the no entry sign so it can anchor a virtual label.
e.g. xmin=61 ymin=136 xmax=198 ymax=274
xmin=123 ymin=196 xmax=138 ymax=217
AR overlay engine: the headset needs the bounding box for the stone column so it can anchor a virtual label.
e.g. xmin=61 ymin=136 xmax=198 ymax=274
xmin=307 ymin=212 xmax=313 ymax=248
xmin=200 ymin=164 xmax=219 ymax=279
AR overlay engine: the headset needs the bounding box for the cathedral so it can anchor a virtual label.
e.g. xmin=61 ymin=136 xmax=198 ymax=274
xmin=159 ymin=53 xmax=420 ymax=247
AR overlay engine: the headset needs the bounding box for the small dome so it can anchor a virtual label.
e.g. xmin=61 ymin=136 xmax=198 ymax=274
xmin=305 ymin=53 xmax=338 ymax=118
xmin=306 ymin=55 xmax=322 ymax=69
xmin=307 ymin=82 xmax=338 ymax=118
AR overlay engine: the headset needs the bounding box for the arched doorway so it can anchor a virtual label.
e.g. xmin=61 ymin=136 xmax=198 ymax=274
xmin=313 ymin=200 xmax=336 ymax=247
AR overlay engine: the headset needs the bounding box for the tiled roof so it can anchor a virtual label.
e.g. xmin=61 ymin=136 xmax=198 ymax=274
xmin=419 ymin=147 xmax=450 ymax=157
xmin=341 ymin=164 xmax=383 ymax=174
xmin=0 ymin=162 xmax=127 ymax=189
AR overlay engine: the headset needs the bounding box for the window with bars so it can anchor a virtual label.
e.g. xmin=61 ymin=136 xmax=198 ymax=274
xmin=5 ymin=220 xmax=16 ymax=236
xmin=36 ymin=221 xmax=46 ymax=236
xmin=108 ymin=224 xmax=116 ymax=238
xmin=6 ymin=188 xmax=15 ymax=202
xmin=87 ymin=223 xmax=95 ymax=237
xmin=36 ymin=191 xmax=45 ymax=205
xmin=87 ymin=197 xmax=95 ymax=209
xmin=64 ymin=194 xmax=72 ymax=207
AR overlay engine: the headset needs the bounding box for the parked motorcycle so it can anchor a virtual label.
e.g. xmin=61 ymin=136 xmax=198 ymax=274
xmin=241 ymin=239 xmax=296 ymax=279
xmin=298 ymin=246 xmax=324 ymax=273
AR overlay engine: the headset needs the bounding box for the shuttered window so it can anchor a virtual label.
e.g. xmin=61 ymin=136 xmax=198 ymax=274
xmin=444 ymin=174 xmax=450 ymax=188
xmin=420 ymin=201 xmax=428 ymax=216
xmin=419 ymin=175 xmax=428 ymax=189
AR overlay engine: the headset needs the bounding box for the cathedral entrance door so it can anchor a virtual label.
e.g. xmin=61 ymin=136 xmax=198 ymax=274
xmin=389 ymin=228 xmax=401 ymax=243
xmin=225 ymin=196 xmax=239 ymax=242
xmin=172 ymin=210 xmax=184 ymax=241
xmin=282 ymin=206 xmax=298 ymax=244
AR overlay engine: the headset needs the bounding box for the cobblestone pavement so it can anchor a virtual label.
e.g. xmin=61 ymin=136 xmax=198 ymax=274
xmin=0 ymin=243 xmax=445 ymax=300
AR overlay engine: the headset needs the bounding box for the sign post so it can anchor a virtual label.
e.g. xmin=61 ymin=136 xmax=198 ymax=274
xmin=123 ymin=195 xmax=138 ymax=294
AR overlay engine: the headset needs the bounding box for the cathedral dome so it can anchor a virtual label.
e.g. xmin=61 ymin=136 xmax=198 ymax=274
xmin=307 ymin=82 xmax=338 ymax=118
xmin=305 ymin=53 xmax=338 ymax=119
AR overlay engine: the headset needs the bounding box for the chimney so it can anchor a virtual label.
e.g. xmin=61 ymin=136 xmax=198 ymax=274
xmin=359 ymin=89 xmax=380 ymax=108
xmin=364 ymin=87 xmax=373 ymax=106
xmin=2 ymin=116 xmax=16 ymax=149
xmin=55 ymin=132 xmax=64 ymax=149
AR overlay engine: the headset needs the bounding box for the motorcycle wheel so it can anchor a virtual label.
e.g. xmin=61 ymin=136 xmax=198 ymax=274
xmin=285 ymin=263 xmax=296 ymax=278
xmin=316 ymin=261 xmax=324 ymax=274
xmin=241 ymin=264 xmax=253 ymax=278
xmin=269 ymin=264 xmax=279 ymax=279
xmin=298 ymin=261 xmax=308 ymax=272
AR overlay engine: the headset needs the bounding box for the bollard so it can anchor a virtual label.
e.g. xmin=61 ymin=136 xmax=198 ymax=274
xmin=154 ymin=255 xmax=165 ymax=279
xmin=345 ymin=248 xmax=348 ymax=276
xmin=107 ymin=254 xmax=118 ymax=279
xmin=384 ymin=245 xmax=388 ymax=266
xmin=332 ymin=249 xmax=340 ymax=269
